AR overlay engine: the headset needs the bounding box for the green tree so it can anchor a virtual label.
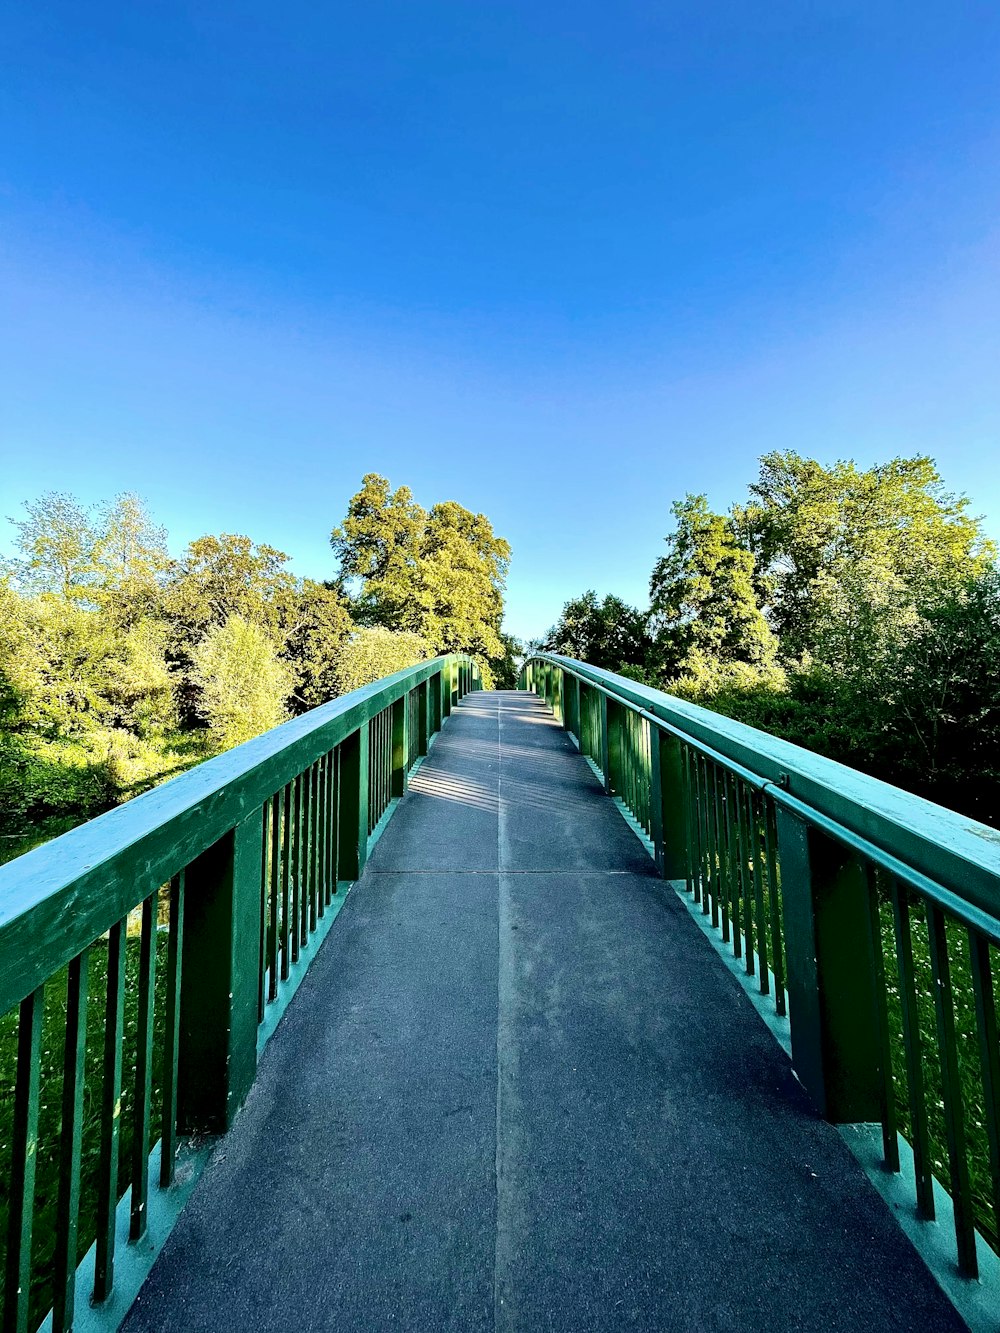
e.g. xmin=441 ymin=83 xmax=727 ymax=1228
xmin=332 ymin=627 xmax=429 ymax=694
xmin=650 ymin=495 xmax=778 ymax=686
xmin=165 ymin=533 xmax=298 ymax=641
xmin=331 ymin=475 xmax=511 ymax=676
xmin=331 ymin=475 xmax=426 ymax=631
xmin=541 ymin=591 xmax=654 ymax=676
xmin=8 ymin=492 xmax=101 ymax=600
xmin=735 ymin=452 xmax=994 ymax=669
xmin=190 ymin=616 xmax=294 ymax=749
xmin=419 ymin=500 xmax=510 ymax=659
xmin=95 ymin=493 xmax=170 ymax=624
xmin=283 ymin=580 xmax=355 ymax=711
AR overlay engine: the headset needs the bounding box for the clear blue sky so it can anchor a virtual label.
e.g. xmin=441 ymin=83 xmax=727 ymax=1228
xmin=2 ymin=2 xmax=999 ymax=641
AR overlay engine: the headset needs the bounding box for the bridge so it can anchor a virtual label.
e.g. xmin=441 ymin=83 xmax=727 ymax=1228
xmin=2 ymin=655 xmax=999 ymax=1332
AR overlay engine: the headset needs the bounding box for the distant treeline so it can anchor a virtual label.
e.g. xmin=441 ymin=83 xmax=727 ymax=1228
xmin=537 ymin=452 xmax=1000 ymax=825
xmin=0 ymin=474 xmax=516 ymax=855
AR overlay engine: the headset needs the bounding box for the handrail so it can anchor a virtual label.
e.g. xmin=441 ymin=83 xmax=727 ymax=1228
xmin=0 ymin=655 xmax=467 ymax=1015
xmin=534 ymin=652 xmax=1000 ymax=915
xmin=522 ymin=651 xmax=1000 ymax=1292
xmin=0 ymin=652 xmax=479 ymax=1333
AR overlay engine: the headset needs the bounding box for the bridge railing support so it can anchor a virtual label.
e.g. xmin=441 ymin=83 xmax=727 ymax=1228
xmin=0 ymin=652 xmax=476 ymax=1332
xmin=522 ymin=649 xmax=1000 ymax=1286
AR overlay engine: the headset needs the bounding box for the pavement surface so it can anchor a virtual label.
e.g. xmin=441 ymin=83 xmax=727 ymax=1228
xmin=123 ymin=690 xmax=966 ymax=1333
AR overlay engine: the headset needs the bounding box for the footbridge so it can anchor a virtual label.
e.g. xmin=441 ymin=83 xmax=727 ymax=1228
xmin=2 ymin=655 xmax=999 ymax=1331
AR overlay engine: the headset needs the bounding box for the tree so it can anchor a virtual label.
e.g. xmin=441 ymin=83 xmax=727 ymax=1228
xmin=650 ymin=495 xmax=778 ymax=685
xmin=95 ymin=493 xmax=170 ymax=624
xmin=190 ymin=616 xmax=294 ymax=749
xmin=165 ymin=533 xmax=298 ymax=640
xmin=332 ymin=627 xmax=429 ymax=694
xmin=541 ymin=591 xmax=654 ymax=675
xmin=883 ymin=569 xmax=1000 ymax=821
xmin=419 ymin=500 xmax=510 ymax=659
xmin=734 ymin=452 xmax=995 ymax=669
xmin=282 ymin=580 xmax=354 ymax=711
xmin=331 ymin=475 xmax=511 ymax=673
xmin=331 ymin=474 xmax=426 ymax=631
xmin=8 ymin=492 xmax=101 ymax=600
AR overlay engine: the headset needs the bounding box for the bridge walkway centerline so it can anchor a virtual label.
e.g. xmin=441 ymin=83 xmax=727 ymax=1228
xmin=121 ymin=690 xmax=964 ymax=1333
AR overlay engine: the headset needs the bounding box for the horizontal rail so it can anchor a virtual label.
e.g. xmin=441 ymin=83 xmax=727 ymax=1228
xmin=523 ymin=651 xmax=1000 ymax=1291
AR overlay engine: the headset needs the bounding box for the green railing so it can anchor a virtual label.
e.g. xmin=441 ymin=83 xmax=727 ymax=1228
xmin=523 ymin=652 xmax=1000 ymax=1286
xmin=0 ymin=654 xmax=479 ymax=1333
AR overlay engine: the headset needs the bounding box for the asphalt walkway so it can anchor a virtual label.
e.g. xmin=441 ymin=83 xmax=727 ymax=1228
xmin=123 ymin=691 xmax=964 ymax=1333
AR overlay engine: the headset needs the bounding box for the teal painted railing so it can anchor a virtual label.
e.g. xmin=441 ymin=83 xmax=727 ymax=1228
xmin=0 ymin=655 xmax=479 ymax=1333
xmin=523 ymin=652 xmax=1000 ymax=1289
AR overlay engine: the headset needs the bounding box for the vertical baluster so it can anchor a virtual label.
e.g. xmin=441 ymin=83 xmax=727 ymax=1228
xmin=308 ymin=763 xmax=318 ymax=935
xmin=764 ymin=798 xmax=785 ymax=1015
xmin=130 ymin=895 xmax=157 ymax=1241
xmin=258 ymin=804 xmax=269 ymax=1022
xmin=750 ymin=791 xmax=768 ymax=991
xmin=739 ymin=783 xmax=754 ymax=974
xmin=269 ymin=794 xmax=280 ymax=999
xmin=317 ymin=755 xmax=327 ymax=918
xmin=280 ymin=783 xmax=292 ymax=979
xmin=698 ymin=755 xmax=711 ymax=915
xmin=720 ymin=773 xmax=736 ymax=949
xmin=682 ymin=745 xmax=696 ymax=897
xmin=890 ymin=879 xmax=935 ymax=1220
xmin=4 ymin=985 xmax=44 ymax=1333
xmin=708 ymin=761 xmax=722 ymax=926
xmin=926 ymin=903 xmax=977 ymax=1276
xmin=53 ymin=948 xmax=89 ymax=1332
xmin=970 ymin=931 xmax=1000 ymax=1246
xmin=863 ymin=865 xmax=899 ymax=1172
xmin=94 ymin=921 xmax=125 ymax=1303
xmin=160 ymin=871 xmax=185 ymax=1187
xmin=290 ymin=773 xmax=302 ymax=963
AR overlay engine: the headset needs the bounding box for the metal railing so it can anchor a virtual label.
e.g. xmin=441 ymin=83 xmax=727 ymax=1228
xmin=523 ymin=651 xmax=1000 ymax=1284
xmin=0 ymin=654 xmax=479 ymax=1333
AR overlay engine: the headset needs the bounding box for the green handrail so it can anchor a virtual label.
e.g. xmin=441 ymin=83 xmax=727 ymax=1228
xmin=0 ymin=654 xmax=479 ymax=1333
xmin=522 ymin=651 xmax=1000 ymax=1285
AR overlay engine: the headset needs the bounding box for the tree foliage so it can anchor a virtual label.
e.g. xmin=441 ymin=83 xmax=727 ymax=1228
xmin=541 ymin=591 xmax=654 ymax=676
xmin=332 ymin=627 xmax=429 ymax=695
xmin=2 ymin=476 xmax=513 ymax=851
xmin=650 ymin=494 xmax=778 ymax=684
xmin=190 ymin=616 xmax=294 ymax=750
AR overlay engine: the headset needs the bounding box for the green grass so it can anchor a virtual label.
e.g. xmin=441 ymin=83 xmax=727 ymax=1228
xmin=0 ymin=906 xmax=170 ymax=1332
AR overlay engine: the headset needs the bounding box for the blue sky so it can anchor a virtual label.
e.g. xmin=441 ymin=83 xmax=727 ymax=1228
xmin=2 ymin=2 xmax=999 ymax=641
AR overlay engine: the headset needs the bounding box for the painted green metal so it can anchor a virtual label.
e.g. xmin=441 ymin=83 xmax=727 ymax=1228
xmin=53 ymin=950 xmax=89 ymax=1332
xmin=176 ymin=814 xmax=264 ymax=1135
xmin=523 ymin=648 xmax=1000 ymax=1284
xmin=890 ymin=877 xmax=936 ymax=1221
xmin=130 ymin=896 xmax=157 ymax=1241
xmin=94 ymin=921 xmax=125 ymax=1302
xmin=160 ymin=872 xmax=185 ymax=1189
xmin=3 ymin=986 xmax=43 ymax=1333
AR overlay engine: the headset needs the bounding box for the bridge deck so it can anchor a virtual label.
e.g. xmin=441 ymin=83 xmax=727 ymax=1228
xmin=123 ymin=691 xmax=963 ymax=1333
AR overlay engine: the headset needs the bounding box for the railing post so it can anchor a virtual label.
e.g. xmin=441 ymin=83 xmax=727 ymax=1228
xmin=606 ymin=698 xmax=623 ymax=796
xmin=176 ymin=812 xmax=262 ymax=1133
xmin=442 ymin=664 xmax=452 ymax=719
xmin=567 ymin=674 xmax=580 ymax=740
xmin=337 ymin=724 xmax=369 ymax=882
xmin=775 ymin=808 xmax=881 ymax=1122
xmin=599 ymin=692 xmax=611 ymax=793
xmin=553 ymin=667 xmax=563 ymax=724
xmin=451 ymin=659 xmax=460 ymax=709
xmin=417 ymin=679 xmax=429 ymax=756
xmin=649 ymin=730 xmax=688 ymax=880
xmin=391 ymin=695 xmax=408 ymax=798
